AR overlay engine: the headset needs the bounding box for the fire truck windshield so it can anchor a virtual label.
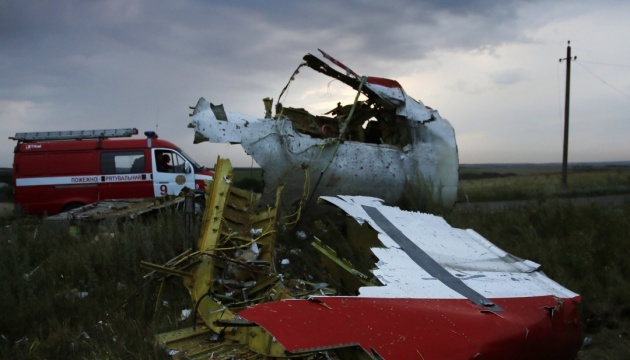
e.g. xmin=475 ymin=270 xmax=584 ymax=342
xmin=177 ymin=148 xmax=206 ymax=171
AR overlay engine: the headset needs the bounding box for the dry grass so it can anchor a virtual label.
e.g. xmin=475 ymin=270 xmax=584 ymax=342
xmin=0 ymin=212 xmax=189 ymax=359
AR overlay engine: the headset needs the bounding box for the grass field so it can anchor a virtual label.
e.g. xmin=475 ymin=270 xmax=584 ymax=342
xmin=1 ymin=165 xmax=629 ymax=359
xmin=458 ymin=164 xmax=630 ymax=202
xmin=446 ymin=203 xmax=630 ymax=359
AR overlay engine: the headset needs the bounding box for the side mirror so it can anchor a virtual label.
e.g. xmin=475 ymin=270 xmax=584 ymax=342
xmin=184 ymin=163 xmax=192 ymax=174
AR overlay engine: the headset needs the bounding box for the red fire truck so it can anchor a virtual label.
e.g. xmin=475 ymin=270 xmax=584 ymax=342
xmin=11 ymin=128 xmax=214 ymax=215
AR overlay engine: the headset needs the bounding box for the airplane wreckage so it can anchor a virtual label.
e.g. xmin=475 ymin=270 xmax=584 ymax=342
xmin=144 ymin=52 xmax=581 ymax=359
xmin=187 ymin=50 xmax=459 ymax=214
xmin=147 ymin=158 xmax=582 ymax=359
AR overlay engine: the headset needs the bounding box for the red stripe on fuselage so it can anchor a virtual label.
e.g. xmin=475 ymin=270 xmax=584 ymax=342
xmin=366 ymin=76 xmax=402 ymax=89
xmin=238 ymin=295 xmax=582 ymax=360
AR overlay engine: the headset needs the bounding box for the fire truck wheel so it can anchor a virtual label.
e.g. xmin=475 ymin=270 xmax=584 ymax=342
xmin=62 ymin=202 xmax=86 ymax=213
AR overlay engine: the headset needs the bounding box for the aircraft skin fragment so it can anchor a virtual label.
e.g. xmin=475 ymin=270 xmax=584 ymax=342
xmin=236 ymin=195 xmax=582 ymax=359
xmin=187 ymin=51 xmax=459 ymax=213
xmin=318 ymin=196 xmax=579 ymax=300
xmin=239 ymin=296 xmax=581 ymax=360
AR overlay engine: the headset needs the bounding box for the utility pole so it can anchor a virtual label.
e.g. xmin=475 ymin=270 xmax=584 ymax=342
xmin=560 ymin=41 xmax=577 ymax=187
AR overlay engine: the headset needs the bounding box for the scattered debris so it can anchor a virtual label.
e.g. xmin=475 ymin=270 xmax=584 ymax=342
xmin=179 ymin=309 xmax=191 ymax=322
xmin=46 ymin=196 xmax=190 ymax=222
xmin=149 ymin=158 xmax=582 ymax=360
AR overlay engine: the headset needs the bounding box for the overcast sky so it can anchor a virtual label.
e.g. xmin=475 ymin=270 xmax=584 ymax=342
xmin=2 ymin=0 xmax=629 ymax=169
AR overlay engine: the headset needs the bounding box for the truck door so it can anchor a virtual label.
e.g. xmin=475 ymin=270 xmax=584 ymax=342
xmin=152 ymin=149 xmax=195 ymax=197
xmin=99 ymin=150 xmax=154 ymax=200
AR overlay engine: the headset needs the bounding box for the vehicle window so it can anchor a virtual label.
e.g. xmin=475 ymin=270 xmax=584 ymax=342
xmin=177 ymin=148 xmax=204 ymax=170
xmin=101 ymin=151 xmax=145 ymax=174
xmin=155 ymin=150 xmax=187 ymax=173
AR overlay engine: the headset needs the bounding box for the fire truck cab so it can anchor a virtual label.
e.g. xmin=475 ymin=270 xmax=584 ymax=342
xmin=11 ymin=128 xmax=214 ymax=215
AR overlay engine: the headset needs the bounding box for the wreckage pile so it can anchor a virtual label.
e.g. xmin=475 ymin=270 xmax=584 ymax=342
xmin=146 ymin=158 xmax=582 ymax=360
xmin=145 ymin=51 xmax=582 ymax=359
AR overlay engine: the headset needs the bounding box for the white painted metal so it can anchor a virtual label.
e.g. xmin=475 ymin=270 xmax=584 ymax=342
xmin=319 ymin=195 xmax=579 ymax=300
xmin=186 ymin=52 xmax=459 ymax=213
xmin=188 ymin=98 xmax=459 ymax=212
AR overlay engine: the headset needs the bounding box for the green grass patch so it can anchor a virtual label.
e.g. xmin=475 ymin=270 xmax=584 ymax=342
xmin=459 ymin=168 xmax=630 ymax=202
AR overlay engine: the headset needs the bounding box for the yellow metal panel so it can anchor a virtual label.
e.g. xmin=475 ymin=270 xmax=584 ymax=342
xmin=158 ymin=159 xmax=295 ymax=358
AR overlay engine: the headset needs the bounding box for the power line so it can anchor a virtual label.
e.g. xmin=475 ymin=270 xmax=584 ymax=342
xmin=580 ymin=60 xmax=630 ymax=69
xmin=576 ymin=61 xmax=630 ymax=99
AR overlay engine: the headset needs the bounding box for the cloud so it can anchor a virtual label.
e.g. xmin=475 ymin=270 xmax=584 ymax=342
xmin=490 ymin=69 xmax=528 ymax=86
xmin=1 ymin=0 xmax=629 ymax=169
